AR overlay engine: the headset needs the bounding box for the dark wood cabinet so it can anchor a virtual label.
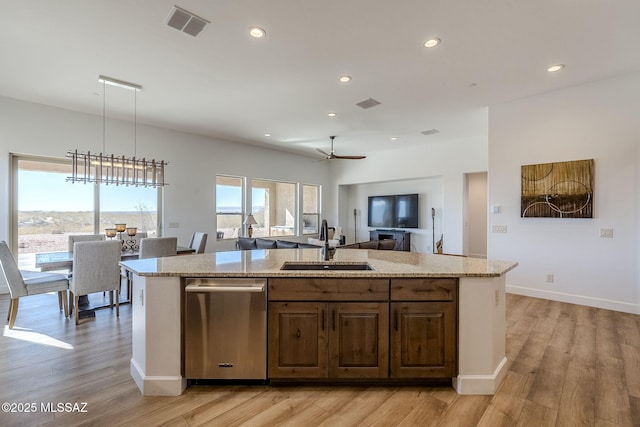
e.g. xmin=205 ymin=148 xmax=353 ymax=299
xmin=268 ymin=279 xmax=388 ymax=379
xmin=268 ymin=301 xmax=388 ymax=379
xmin=268 ymin=302 xmax=328 ymax=378
xmin=390 ymin=279 xmax=457 ymax=378
xmin=369 ymin=229 xmax=411 ymax=251
xmin=268 ymin=277 xmax=457 ymax=382
xmin=390 ymin=301 xmax=456 ymax=377
xmin=329 ymin=302 xmax=388 ymax=378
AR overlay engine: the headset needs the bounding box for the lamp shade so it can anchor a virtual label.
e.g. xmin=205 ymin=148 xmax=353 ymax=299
xmin=243 ymin=214 xmax=257 ymax=225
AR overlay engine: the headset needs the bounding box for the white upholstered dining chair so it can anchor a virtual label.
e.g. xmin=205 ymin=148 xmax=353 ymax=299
xmin=139 ymin=237 xmax=178 ymax=259
xmin=68 ymin=234 xmax=105 ymax=252
xmin=69 ymin=240 xmax=122 ymax=325
xmin=188 ymin=232 xmax=207 ymax=254
xmin=1 ymin=241 xmax=69 ymax=329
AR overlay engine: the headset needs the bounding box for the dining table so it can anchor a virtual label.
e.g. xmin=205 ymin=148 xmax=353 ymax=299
xmin=34 ymin=245 xmax=196 ymax=317
xmin=35 ymin=246 xmax=196 ymax=271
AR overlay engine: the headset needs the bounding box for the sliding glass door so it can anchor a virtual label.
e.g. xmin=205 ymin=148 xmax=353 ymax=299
xmin=11 ymin=154 xmax=160 ymax=269
xmin=13 ymin=157 xmax=95 ymax=262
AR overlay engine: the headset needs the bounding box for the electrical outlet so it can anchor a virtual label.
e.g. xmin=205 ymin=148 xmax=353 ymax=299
xmin=546 ymin=274 xmax=554 ymax=283
xmin=492 ymin=225 xmax=507 ymax=233
xmin=600 ymin=228 xmax=613 ymax=238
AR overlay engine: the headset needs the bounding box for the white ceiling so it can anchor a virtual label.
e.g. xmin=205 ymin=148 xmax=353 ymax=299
xmin=1 ymin=0 xmax=639 ymax=158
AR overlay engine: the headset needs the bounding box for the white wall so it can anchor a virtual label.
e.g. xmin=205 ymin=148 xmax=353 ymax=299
xmin=464 ymin=172 xmax=488 ymax=258
xmin=488 ymin=72 xmax=640 ymax=314
xmin=339 ymin=177 xmax=443 ymax=252
xmin=330 ymin=128 xmax=489 ymax=255
xmin=0 ymin=97 xmax=333 ymax=291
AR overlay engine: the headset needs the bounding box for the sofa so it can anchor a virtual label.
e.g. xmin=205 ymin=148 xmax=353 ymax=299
xmin=236 ymin=237 xmax=319 ymax=250
xmin=236 ymin=237 xmax=398 ymax=251
xmin=337 ymin=239 xmax=397 ymax=250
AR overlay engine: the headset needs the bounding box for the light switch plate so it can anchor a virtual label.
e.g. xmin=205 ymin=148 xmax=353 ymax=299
xmin=600 ymin=228 xmax=613 ymax=238
xmin=168 ymin=222 xmax=180 ymax=228
xmin=492 ymin=225 xmax=507 ymax=233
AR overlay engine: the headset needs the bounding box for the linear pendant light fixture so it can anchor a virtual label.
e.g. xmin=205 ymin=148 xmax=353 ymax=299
xmin=67 ymin=75 xmax=168 ymax=187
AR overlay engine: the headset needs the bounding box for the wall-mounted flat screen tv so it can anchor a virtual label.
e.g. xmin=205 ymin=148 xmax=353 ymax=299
xmin=368 ymin=193 xmax=419 ymax=228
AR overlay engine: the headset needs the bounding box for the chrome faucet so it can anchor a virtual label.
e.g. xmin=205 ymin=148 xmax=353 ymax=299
xmin=321 ymin=219 xmax=330 ymax=261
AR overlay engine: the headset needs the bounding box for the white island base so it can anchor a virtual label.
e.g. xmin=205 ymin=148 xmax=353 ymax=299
xmin=128 ymin=273 xmax=509 ymax=396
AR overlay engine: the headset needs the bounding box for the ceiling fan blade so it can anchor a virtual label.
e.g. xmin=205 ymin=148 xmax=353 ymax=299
xmin=316 ymin=148 xmax=330 ymax=157
xmin=333 ymin=154 xmax=367 ymax=160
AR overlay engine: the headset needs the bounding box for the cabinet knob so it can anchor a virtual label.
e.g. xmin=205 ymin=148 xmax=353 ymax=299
xmin=296 ymin=329 xmax=301 ymax=338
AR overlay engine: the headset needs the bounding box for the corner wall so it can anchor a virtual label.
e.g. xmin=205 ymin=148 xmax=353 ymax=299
xmin=488 ymin=72 xmax=640 ymax=313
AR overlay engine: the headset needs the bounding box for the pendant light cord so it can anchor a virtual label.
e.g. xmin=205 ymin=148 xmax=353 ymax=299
xmin=134 ymin=89 xmax=137 ymax=157
xmin=102 ymin=80 xmax=106 ymax=154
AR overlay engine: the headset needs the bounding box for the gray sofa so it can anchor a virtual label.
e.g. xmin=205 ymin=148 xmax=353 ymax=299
xmin=236 ymin=237 xmax=319 ymax=250
xmin=236 ymin=237 xmax=397 ymax=251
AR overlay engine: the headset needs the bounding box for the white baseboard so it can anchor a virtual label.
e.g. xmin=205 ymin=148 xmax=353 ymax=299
xmin=507 ymin=285 xmax=640 ymax=315
xmin=130 ymin=358 xmax=186 ymax=396
xmin=453 ymin=357 xmax=509 ymax=395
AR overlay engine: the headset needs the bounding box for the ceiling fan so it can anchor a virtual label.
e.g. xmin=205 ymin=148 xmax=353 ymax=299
xmin=316 ymin=136 xmax=366 ymax=160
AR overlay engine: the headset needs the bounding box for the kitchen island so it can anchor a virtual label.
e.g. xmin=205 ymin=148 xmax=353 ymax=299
xmin=121 ymin=248 xmax=517 ymax=396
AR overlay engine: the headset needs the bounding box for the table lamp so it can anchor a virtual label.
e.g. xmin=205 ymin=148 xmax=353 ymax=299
xmin=243 ymin=214 xmax=257 ymax=238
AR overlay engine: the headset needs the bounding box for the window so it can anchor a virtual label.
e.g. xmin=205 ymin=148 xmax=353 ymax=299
xmin=251 ymin=179 xmax=296 ymax=237
xmin=100 ymin=185 xmax=158 ymax=237
xmin=13 ymin=157 xmax=95 ymax=258
xmin=302 ymin=184 xmax=320 ymax=235
xmin=11 ymin=154 xmax=160 ymax=268
xmin=216 ymin=175 xmax=244 ymax=239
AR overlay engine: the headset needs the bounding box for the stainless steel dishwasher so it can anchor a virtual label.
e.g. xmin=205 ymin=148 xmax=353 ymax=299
xmin=184 ymin=278 xmax=267 ymax=380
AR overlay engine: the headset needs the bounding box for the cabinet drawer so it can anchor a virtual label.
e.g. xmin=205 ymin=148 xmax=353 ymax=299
xmin=391 ymin=278 xmax=457 ymax=301
xmin=269 ymin=278 xmax=389 ymax=301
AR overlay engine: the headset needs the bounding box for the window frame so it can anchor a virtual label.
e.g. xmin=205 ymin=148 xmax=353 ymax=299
xmin=302 ymin=183 xmax=321 ymax=235
xmin=250 ymin=178 xmax=298 ymax=238
xmin=215 ymin=174 xmax=245 ymax=240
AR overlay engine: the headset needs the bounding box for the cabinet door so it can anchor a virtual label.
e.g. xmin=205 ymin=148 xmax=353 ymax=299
xmin=268 ymin=302 xmax=328 ymax=378
xmin=391 ymin=302 xmax=456 ymax=378
xmin=329 ymin=302 xmax=389 ymax=378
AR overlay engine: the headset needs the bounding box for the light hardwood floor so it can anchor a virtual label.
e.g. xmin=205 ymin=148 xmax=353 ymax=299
xmin=1 ymin=292 xmax=639 ymax=426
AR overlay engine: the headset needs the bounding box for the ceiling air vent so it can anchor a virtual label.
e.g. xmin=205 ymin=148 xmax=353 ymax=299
xmin=421 ymin=129 xmax=440 ymax=136
xmin=356 ymin=98 xmax=381 ymax=109
xmin=166 ymin=6 xmax=209 ymax=37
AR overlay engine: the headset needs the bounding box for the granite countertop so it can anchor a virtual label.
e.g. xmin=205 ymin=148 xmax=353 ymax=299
xmin=120 ymin=248 xmax=518 ymax=278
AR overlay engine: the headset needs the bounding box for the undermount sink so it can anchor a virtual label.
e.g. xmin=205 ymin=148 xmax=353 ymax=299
xmin=280 ymin=262 xmax=375 ymax=271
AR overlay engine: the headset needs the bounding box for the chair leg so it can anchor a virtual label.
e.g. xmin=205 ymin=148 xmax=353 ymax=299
xmin=60 ymin=290 xmax=69 ymax=318
xmin=109 ymin=290 xmax=114 ymax=309
xmin=8 ymin=298 xmax=19 ymax=329
xmin=58 ymin=292 xmax=63 ymax=311
xmin=69 ymin=291 xmax=74 ymax=316
xmin=115 ymin=289 xmax=120 ymax=318
xmin=75 ymin=295 xmax=80 ymax=325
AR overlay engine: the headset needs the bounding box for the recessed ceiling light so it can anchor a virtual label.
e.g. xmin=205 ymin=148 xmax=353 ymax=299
xmin=338 ymin=75 xmax=352 ymax=83
xmin=423 ymin=38 xmax=441 ymax=48
xmin=547 ymin=64 xmax=565 ymax=72
xmin=391 ymin=137 xmax=398 ymax=141
xmin=264 ymin=133 xmax=271 ymax=137
xmin=327 ymin=112 xmax=337 ymax=117
xmin=249 ymin=27 xmax=266 ymax=38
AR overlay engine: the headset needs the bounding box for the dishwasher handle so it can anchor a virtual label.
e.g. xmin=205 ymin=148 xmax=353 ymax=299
xmin=185 ymin=284 xmax=265 ymax=293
